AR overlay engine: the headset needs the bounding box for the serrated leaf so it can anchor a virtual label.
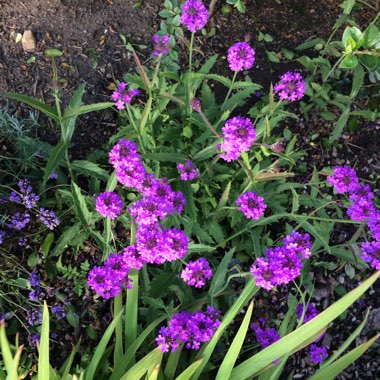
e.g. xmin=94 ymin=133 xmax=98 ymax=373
xmin=330 ymin=107 xmax=350 ymax=142
xmin=71 ymin=182 xmax=92 ymax=227
xmin=43 ymin=141 xmax=66 ymax=185
xmin=71 ymin=160 xmax=109 ymax=181
xmin=206 ymin=74 xmax=232 ymax=87
xmin=41 ymin=232 xmax=55 ymax=258
xmin=0 ymin=92 xmax=59 ymax=122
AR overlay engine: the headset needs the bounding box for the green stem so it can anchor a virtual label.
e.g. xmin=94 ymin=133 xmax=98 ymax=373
xmin=125 ymin=222 xmax=139 ymax=365
xmin=354 ymin=50 xmax=380 ymax=56
xmin=222 ymin=71 xmax=237 ymax=109
xmin=114 ymin=293 xmax=123 ymax=364
xmin=126 ymin=104 xmax=146 ymax=154
xmin=187 ymin=32 xmax=195 ymax=116
xmin=323 ymin=55 xmax=344 ymax=83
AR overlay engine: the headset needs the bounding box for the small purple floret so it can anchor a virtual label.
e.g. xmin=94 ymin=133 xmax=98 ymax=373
xmin=227 ymin=42 xmax=255 ymax=72
xmin=274 ymin=71 xmax=306 ymax=102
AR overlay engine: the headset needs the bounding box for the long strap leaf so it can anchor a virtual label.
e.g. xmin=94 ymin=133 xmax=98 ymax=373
xmin=309 ymin=334 xmax=379 ymax=380
xmin=229 ymin=271 xmax=380 ymax=380
xmin=215 ymin=300 xmax=254 ymax=379
xmin=38 ymin=302 xmax=49 ymax=380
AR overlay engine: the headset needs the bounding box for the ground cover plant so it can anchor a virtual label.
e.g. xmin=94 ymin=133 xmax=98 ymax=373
xmin=0 ymin=0 xmax=379 ymax=379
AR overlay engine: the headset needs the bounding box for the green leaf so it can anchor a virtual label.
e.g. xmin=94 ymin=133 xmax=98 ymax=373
xmin=59 ymin=341 xmax=80 ymax=380
xmin=342 ymin=27 xmax=364 ymax=49
xmin=339 ymin=54 xmax=358 ymax=69
xmin=208 ymin=248 xmax=235 ymax=297
xmin=193 ymin=279 xmax=259 ymax=379
xmin=175 ymin=359 xmax=204 ymax=380
xmin=148 ymin=272 xmax=176 ymax=298
xmin=214 ymin=181 xmax=231 ymax=222
xmin=216 ymin=301 xmax=254 ymax=380
xmin=120 ymin=347 xmax=163 ymax=380
xmin=45 ymin=48 xmax=63 ymax=57
xmin=0 ymin=92 xmax=60 ymax=122
xmin=364 ymin=24 xmax=380 ymax=49
xmin=199 ymin=54 xmax=218 ymax=74
xmin=141 ymin=152 xmax=188 ymax=163
xmin=222 ymin=87 xmax=257 ymax=112
xmin=310 ymin=334 xmax=379 ymax=380
xmin=8 ymin=346 xmax=23 ymax=380
xmin=358 ymin=55 xmax=380 ymax=72
xmin=110 ymin=316 xmax=165 ymax=380
xmin=0 ymin=323 xmax=13 ymax=374
xmin=61 ymin=84 xmax=85 ymax=143
xmin=266 ymin=51 xmax=280 ymax=63
xmin=193 ymin=142 xmax=219 ymax=162
xmin=329 ymin=107 xmax=350 ymax=142
xmin=296 ymin=38 xmax=326 ymax=51
xmin=50 ymin=223 xmax=82 ymax=256
xmin=342 ymin=0 xmax=355 ymax=14
xmin=41 ymin=232 xmax=55 ymax=258
xmin=43 ymin=141 xmax=66 ymax=185
xmin=229 ymin=271 xmax=380 ymax=380
xmin=71 ymin=160 xmax=109 ymax=181
xmin=106 ymin=171 xmax=118 ymax=192
xmin=62 ymin=102 xmax=114 ymax=120
xmin=71 ymin=182 xmax=92 ymax=227
xmin=38 ymin=302 xmax=50 ymax=380
xmin=84 ymin=311 xmax=123 ymax=380
xmin=350 ymin=64 xmax=364 ymax=98
xmin=205 ymin=74 xmax=232 ymax=87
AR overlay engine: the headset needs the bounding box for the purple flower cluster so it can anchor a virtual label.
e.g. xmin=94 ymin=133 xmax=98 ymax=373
xmin=296 ymin=304 xmax=318 ymax=323
xmin=51 ymin=305 xmax=66 ymax=320
xmin=361 ymin=241 xmax=380 ymax=270
xmin=9 ymin=179 xmax=39 ymax=209
xmin=181 ymin=258 xmax=212 ymax=288
xmin=27 ymin=308 xmax=42 ymax=326
xmin=8 ymin=212 xmax=30 ymax=230
xmin=180 ymin=0 xmax=209 ymax=33
xmin=177 ymin=160 xmax=199 ymax=181
xmin=88 ymin=253 xmax=132 ymax=299
xmin=274 ymin=71 xmax=306 ymax=102
xmin=152 ymin=34 xmax=171 ymax=57
xmin=38 ymin=208 xmax=60 ymax=230
xmin=227 ymin=42 xmax=255 ymax=72
xmin=88 ymin=139 xmax=189 ymax=298
xmin=327 ymin=166 xmax=379 ymax=270
xmin=327 ymin=166 xmax=359 ymax=194
xmin=28 ymin=271 xmax=42 ymax=302
xmin=309 ymin=344 xmax=328 ymax=363
xmin=0 ymin=231 xmax=5 ymax=245
xmin=250 ymin=319 xmax=280 ymax=348
xmin=95 ymin=192 xmax=124 ymax=220
xmin=236 ymin=192 xmax=266 ymax=220
xmin=250 ymin=232 xmax=312 ymax=290
xmin=111 ymin=82 xmax=139 ymax=110
xmin=156 ymin=307 xmax=220 ymax=352
xmin=219 ymin=116 xmax=256 ymax=161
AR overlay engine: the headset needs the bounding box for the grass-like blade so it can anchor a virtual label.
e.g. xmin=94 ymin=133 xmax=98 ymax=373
xmin=309 ymin=334 xmax=379 ymax=380
xmin=120 ymin=347 xmax=163 ymax=380
xmin=84 ymin=311 xmax=122 ymax=380
xmin=0 ymin=322 xmax=13 ymax=374
xmin=38 ymin=302 xmax=49 ymax=380
xmin=229 ymin=271 xmax=380 ymax=380
xmin=7 ymin=345 xmax=23 ymax=380
xmin=216 ymin=300 xmax=254 ymax=379
xmin=192 ymin=278 xmax=259 ymax=379
xmin=175 ymin=359 xmax=204 ymax=380
xmin=43 ymin=141 xmax=66 ymax=185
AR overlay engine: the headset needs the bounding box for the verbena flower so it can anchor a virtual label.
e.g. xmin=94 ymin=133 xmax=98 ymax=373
xmin=250 ymin=322 xmax=280 ymax=348
xmin=368 ymin=210 xmax=380 ymax=241
xmin=95 ymin=192 xmax=124 ymax=219
xmin=347 ymin=198 xmax=375 ymax=221
xmin=122 ymin=245 xmax=148 ymax=270
xmin=38 ymin=208 xmax=60 ymax=230
xmin=109 ymin=139 xmax=139 ymax=167
xmin=283 ymin=231 xmax=312 ymax=259
xmin=136 ymin=225 xmax=166 ymax=264
xmin=170 ymin=192 xmax=186 ymax=214
xmin=250 ymin=233 xmax=311 ymax=290
xmin=181 ymin=258 xmax=212 ymax=288
xmin=115 ymin=160 xmax=146 ymax=189
xmin=327 ymin=166 xmax=358 ymax=194
xmin=180 ymin=0 xmax=209 ymax=33
xmin=111 ymin=82 xmax=139 ymax=110
xmin=177 ymin=160 xmax=199 ymax=181
xmin=152 ymin=34 xmax=171 ymax=57
xmin=227 ymin=42 xmax=255 ymax=72
xmin=349 ymin=183 xmax=374 ymax=202
xmin=162 ymin=228 xmax=189 ymax=262
xmin=156 ymin=307 xmax=220 ymax=353
xmin=219 ymin=116 xmax=256 ymax=162
xmin=8 ymin=212 xmax=30 ymax=230
xmin=236 ymin=192 xmax=266 ymax=220
xmin=88 ymin=266 xmax=123 ymax=299
xmin=129 ymin=197 xmax=168 ymax=226
xmin=360 ymin=241 xmax=380 ymax=270
xmin=274 ymin=71 xmax=306 ymax=102
xmin=296 ymin=304 xmax=318 ymax=323
xmin=309 ymin=344 xmax=328 ymax=363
